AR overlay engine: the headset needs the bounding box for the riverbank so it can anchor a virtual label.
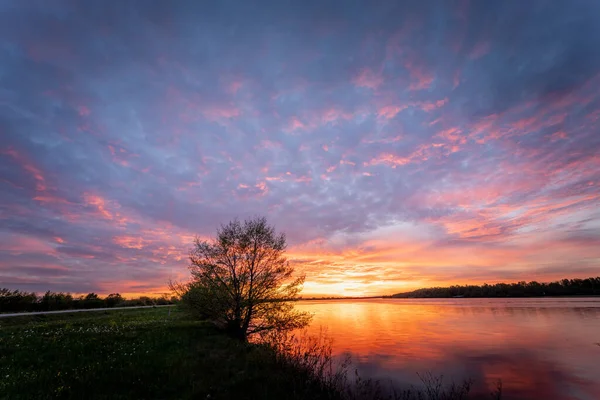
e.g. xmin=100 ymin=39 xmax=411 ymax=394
xmin=0 ymin=307 xmax=491 ymax=400
xmin=0 ymin=307 xmax=340 ymax=399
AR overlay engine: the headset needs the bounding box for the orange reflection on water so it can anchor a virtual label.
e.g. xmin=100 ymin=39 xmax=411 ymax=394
xmin=295 ymin=298 xmax=600 ymax=400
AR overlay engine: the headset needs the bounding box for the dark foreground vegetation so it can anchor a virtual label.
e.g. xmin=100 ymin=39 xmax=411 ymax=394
xmin=0 ymin=307 xmax=500 ymax=400
xmin=392 ymin=277 xmax=600 ymax=298
xmin=0 ymin=288 xmax=178 ymax=313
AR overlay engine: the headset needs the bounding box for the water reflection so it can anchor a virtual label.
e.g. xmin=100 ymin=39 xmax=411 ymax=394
xmin=296 ymin=298 xmax=600 ymax=400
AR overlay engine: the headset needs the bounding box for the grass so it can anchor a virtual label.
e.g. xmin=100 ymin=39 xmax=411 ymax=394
xmin=0 ymin=307 xmax=342 ymax=400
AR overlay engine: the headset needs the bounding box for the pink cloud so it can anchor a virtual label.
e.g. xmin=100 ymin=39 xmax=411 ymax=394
xmin=287 ymin=116 xmax=306 ymax=131
xmin=228 ymin=80 xmax=243 ymax=94
xmin=404 ymin=57 xmax=435 ymax=91
xmin=320 ymin=108 xmax=354 ymax=124
xmin=365 ymin=153 xmax=411 ymax=168
xmin=264 ymin=172 xmax=312 ymax=184
xmin=286 ymin=108 xmax=356 ymax=133
xmin=377 ymin=105 xmax=407 ymax=119
xmin=2 ymin=147 xmax=47 ymax=192
xmin=83 ymin=193 xmax=113 ymax=220
xmin=366 ymin=142 xmax=454 ymax=169
xmin=259 ymin=140 xmax=282 ymax=149
xmin=409 ymin=74 xmax=434 ymax=91
xmin=203 ymin=105 xmax=240 ymax=120
xmin=295 ymin=175 xmax=312 ymax=183
xmin=32 ymin=195 xmax=72 ymax=205
xmin=362 ymin=135 xmax=403 ymax=144
xmin=419 ymin=98 xmax=448 ymax=112
xmin=107 ymin=143 xmax=138 ymax=167
xmin=78 ymin=105 xmax=91 ymax=116
xmin=3 ymin=235 xmax=56 ymax=256
xmin=550 ymin=131 xmax=568 ymax=142
xmin=352 ymin=68 xmax=383 ymax=89
xmin=435 ymin=127 xmax=466 ymax=144
xmin=113 ymin=235 xmax=148 ymax=249
xmin=255 ymin=181 xmax=268 ymax=195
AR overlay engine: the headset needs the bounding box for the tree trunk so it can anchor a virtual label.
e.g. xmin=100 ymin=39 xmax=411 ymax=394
xmin=226 ymin=319 xmax=247 ymax=341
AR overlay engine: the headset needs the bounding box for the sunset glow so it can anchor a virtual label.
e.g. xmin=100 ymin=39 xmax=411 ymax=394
xmin=1 ymin=1 xmax=599 ymax=296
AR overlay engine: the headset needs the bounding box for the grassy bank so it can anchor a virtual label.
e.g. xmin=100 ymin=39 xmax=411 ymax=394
xmin=0 ymin=307 xmax=342 ymax=400
xmin=0 ymin=307 xmax=493 ymax=400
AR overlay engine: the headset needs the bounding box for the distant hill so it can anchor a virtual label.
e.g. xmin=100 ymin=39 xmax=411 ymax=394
xmin=390 ymin=277 xmax=600 ymax=298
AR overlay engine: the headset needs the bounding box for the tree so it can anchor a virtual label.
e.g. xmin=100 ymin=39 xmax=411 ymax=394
xmin=105 ymin=293 xmax=123 ymax=307
xmin=83 ymin=292 xmax=104 ymax=308
xmin=172 ymin=216 xmax=311 ymax=341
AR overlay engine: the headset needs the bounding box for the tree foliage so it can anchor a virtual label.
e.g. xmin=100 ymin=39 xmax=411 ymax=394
xmin=0 ymin=289 xmax=178 ymax=313
xmin=173 ymin=216 xmax=311 ymax=341
xmin=391 ymin=277 xmax=600 ymax=298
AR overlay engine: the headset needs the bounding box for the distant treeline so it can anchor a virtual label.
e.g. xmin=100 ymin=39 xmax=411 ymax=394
xmin=298 ymin=296 xmax=383 ymax=301
xmin=0 ymin=289 xmax=178 ymax=313
xmin=391 ymin=277 xmax=600 ymax=298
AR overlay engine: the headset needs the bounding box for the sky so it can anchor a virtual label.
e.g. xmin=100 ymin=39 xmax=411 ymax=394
xmin=1 ymin=0 xmax=599 ymax=297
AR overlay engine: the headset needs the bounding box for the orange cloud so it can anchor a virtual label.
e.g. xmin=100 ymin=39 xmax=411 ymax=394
xmin=113 ymin=235 xmax=147 ymax=249
xmin=83 ymin=193 xmax=113 ymax=220
xmin=83 ymin=193 xmax=129 ymax=225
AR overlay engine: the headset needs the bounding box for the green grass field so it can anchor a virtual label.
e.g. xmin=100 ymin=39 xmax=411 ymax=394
xmin=0 ymin=307 xmax=337 ymax=400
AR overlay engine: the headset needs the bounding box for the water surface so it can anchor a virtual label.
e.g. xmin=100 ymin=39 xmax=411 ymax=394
xmin=296 ymin=298 xmax=600 ymax=400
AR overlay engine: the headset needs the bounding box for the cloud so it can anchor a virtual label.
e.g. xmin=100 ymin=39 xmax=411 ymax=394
xmin=352 ymin=68 xmax=383 ymax=89
xmin=0 ymin=0 xmax=599 ymax=296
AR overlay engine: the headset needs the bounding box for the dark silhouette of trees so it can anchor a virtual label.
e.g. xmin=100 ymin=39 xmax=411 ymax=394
xmin=40 ymin=291 xmax=73 ymax=311
xmin=105 ymin=293 xmax=124 ymax=307
xmin=172 ymin=216 xmax=311 ymax=341
xmin=82 ymin=292 xmax=105 ymax=308
xmin=0 ymin=290 xmax=178 ymax=313
xmin=391 ymin=277 xmax=600 ymax=298
xmin=0 ymin=288 xmax=38 ymax=312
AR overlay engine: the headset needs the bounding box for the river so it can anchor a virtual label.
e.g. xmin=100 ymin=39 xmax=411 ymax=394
xmin=295 ymin=298 xmax=600 ymax=400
